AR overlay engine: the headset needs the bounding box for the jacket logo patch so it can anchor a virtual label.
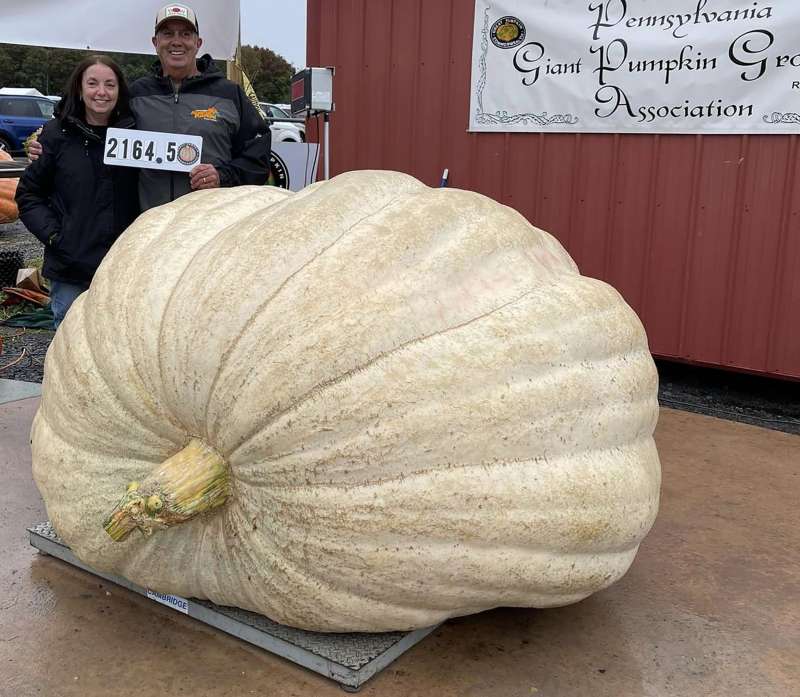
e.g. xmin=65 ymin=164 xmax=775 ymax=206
xmin=191 ymin=107 xmax=218 ymax=121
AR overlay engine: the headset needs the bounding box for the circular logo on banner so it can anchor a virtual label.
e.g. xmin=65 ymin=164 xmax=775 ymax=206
xmin=490 ymin=16 xmax=526 ymax=49
xmin=177 ymin=143 xmax=200 ymax=166
xmin=266 ymin=152 xmax=290 ymax=189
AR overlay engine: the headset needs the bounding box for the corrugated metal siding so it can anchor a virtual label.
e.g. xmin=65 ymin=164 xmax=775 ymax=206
xmin=307 ymin=0 xmax=800 ymax=380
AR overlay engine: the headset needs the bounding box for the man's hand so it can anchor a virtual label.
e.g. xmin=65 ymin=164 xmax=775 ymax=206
xmin=190 ymin=163 xmax=220 ymax=190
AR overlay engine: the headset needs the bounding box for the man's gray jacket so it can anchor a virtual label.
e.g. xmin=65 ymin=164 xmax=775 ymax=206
xmin=129 ymin=54 xmax=271 ymax=211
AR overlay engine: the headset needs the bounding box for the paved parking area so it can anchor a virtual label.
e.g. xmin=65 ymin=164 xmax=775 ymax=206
xmin=1 ymin=397 xmax=798 ymax=696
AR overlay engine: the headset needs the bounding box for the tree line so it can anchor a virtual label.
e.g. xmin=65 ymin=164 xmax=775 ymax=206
xmin=0 ymin=43 xmax=295 ymax=103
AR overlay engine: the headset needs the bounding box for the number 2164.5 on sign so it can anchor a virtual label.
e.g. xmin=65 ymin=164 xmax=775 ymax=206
xmin=103 ymin=127 xmax=203 ymax=173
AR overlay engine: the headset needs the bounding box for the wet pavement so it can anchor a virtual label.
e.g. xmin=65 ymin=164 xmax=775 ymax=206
xmin=1 ymin=395 xmax=798 ymax=696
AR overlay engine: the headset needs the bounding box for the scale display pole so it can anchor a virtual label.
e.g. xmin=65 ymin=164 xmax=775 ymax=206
xmin=323 ymin=112 xmax=330 ymax=180
xmin=290 ymin=67 xmax=334 ymax=180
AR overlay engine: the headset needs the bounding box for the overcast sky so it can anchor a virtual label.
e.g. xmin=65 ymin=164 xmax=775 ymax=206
xmin=241 ymin=0 xmax=307 ymax=69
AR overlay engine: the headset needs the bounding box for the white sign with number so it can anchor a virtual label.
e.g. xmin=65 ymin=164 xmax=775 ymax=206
xmin=104 ymin=128 xmax=203 ymax=172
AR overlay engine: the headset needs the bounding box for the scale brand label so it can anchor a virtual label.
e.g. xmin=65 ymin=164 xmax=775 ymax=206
xmin=147 ymin=589 xmax=189 ymax=614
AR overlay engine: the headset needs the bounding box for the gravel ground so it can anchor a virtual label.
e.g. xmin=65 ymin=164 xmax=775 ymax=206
xmin=0 ymin=218 xmax=45 ymax=261
xmin=1 ymin=219 xmax=797 ymax=435
xmin=656 ymin=359 xmax=800 ymax=436
xmin=0 ymin=220 xmax=51 ymax=383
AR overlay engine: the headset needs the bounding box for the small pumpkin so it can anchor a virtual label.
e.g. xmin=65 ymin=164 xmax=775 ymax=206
xmin=0 ymin=149 xmax=20 ymax=224
xmin=32 ymin=171 xmax=661 ymax=632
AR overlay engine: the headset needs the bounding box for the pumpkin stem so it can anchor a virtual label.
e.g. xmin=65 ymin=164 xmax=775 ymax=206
xmin=103 ymin=439 xmax=231 ymax=542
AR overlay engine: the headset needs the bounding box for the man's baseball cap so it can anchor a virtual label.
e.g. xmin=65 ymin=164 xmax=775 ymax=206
xmin=155 ymin=4 xmax=199 ymax=33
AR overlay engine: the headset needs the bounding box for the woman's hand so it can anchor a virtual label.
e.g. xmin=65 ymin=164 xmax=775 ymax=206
xmin=28 ymin=138 xmax=43 ymax=161
xmin=26 ymin=127 xmax=43 ymax=161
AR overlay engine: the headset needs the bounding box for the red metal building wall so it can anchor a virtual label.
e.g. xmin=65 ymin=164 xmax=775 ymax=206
xmin=307 ymin=0 xmax=800 ymax=380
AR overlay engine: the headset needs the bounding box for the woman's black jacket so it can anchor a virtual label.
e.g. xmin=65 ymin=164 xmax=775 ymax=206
xmin=15 ymin=115 xmax=140 ymax=285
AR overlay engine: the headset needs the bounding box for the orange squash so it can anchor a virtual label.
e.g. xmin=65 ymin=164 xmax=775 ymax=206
xmin=0 ymin=149 xmax=20 ymax=224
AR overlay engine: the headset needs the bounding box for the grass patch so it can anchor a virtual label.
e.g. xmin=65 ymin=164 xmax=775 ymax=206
xmin=0 ymin=293 xmax=40 ymax=322
xmin=24 ymin=256 xmax=44 ymax=271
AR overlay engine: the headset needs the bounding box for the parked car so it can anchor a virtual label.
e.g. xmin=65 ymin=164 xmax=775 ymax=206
xmin=0 ymin=94 xmax=55 ymax=154
xmin=259 ymin=102 xmax=305 ymax=142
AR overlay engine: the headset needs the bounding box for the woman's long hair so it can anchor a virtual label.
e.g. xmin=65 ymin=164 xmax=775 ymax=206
xmin=55 ymin=55 xmax=132 ymax=123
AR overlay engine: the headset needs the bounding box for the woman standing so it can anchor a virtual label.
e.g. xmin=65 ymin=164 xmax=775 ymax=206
xmin=16 ymin=56 xmax=139 ymax=328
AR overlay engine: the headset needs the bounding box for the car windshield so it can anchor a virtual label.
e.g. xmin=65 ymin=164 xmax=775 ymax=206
xmin=269 ymin=104 xmax=290 ymax=119
xmin=37 ymin=100 xmax=55 ymax=118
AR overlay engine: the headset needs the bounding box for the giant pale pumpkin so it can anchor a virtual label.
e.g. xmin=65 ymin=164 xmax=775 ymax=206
xmin=32 ymin=171 xmax=660 ymax=632
xmin=0 ymin=149 xmax=20 ymax=224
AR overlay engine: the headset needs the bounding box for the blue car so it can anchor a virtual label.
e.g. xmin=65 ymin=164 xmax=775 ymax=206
xmin=0 ymin=95 xmax=55 ymax=155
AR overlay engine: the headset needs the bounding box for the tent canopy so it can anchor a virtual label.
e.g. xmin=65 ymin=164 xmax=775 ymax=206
xmin=0 ymin=1 xmax=239 ymax=59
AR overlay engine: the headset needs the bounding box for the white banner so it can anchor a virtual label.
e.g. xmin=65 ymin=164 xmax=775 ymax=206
xmin=0 ymin=0 xmax=239 ymax=59
xmin=469 ymin=0 xmax=800 ymax=133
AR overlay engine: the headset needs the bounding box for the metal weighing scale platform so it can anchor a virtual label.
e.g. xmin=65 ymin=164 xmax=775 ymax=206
xmin=28 ymin=522 xmax=440 ymax=691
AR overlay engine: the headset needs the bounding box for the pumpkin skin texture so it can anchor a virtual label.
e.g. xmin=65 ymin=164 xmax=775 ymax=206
xmin=31 ymin=171 xmax=661 ymax=632
xmin=0 ymin=149 xmax=20 ymax=223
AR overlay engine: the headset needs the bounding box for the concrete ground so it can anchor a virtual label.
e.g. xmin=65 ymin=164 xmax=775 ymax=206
xmin=1 ymin=393 xmax=798 ymax=697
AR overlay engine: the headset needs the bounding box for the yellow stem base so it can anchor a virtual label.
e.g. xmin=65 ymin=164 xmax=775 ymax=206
xmin=103 ymin=439 xmax=231 ymax=542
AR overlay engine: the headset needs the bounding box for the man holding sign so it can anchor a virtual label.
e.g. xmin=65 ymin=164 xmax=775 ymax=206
xmin=129 ymin=4 xmax=270 ymax=210
xmin=29 ymin=4 xmax=270 ymax=212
